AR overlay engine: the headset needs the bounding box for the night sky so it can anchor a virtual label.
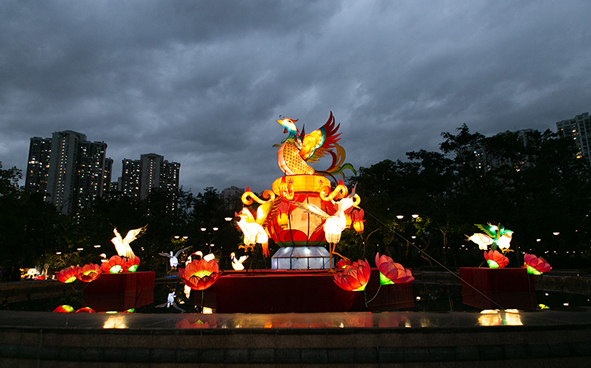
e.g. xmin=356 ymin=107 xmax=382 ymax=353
xmin=1 ymin=1 xmax=590 ymax=193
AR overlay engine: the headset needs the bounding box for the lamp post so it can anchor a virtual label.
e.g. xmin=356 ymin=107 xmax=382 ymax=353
xmin=394 ymin=214 xmax=420 ymax=264
xmin=200 ymin=227 xmax=218 ymax=255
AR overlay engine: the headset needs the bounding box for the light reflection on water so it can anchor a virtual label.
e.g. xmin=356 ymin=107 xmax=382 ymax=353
xmin=3 ymin=281 xmax=590 ymax=314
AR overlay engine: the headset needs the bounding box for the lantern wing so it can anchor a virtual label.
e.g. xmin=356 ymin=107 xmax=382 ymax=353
xmin=300 ymin=111 xmax=342 ymax=163
xmin=123 ymin=225 xmax=147 ymax=244
xmin=291 ymin=201 xmax=330 ymax=220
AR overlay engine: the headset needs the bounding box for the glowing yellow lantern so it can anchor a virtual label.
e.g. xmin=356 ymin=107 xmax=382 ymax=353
xmin=351 ymin=209 xmax=365 ymax=233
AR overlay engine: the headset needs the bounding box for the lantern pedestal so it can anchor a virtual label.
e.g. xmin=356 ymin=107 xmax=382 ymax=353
xmin=271 ymin=247 xmax=333 ymax=270
xmin=460 ymin=267 xmax=536 ymax=310
xmin=365 ymin=269 xmax=414 ymax=310
xmin=205 ymin=269 xmax=413 ymax=313
xmin=83 ymin=271 xmax=155 ymax=312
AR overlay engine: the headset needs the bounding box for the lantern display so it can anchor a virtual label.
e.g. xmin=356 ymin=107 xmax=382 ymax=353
xmin=178 ymin=258 xmax=222 ymax=291
xmin=483 ymin=250 xmax=509 ymax=269
xmin=75 ymin=307 xmax=96 ymax=313
xmin=56 ymin=266 xmax=79 ymax=283
xmin=110 ymin=225 xmax=147 ymax=259
xmin=375 ymin=253 xmax=414 ymax=285
xmin=53 ymin=305 xmax=74 ymax=313
xmin=76 ymin=263 xmax=102 ymax=282
xmin=523 ymin=253 xmax=552 ymax=275
xmin=100 ymin=255 xmax=127 ymax=274
xmin=234 ymin=112 xmax=362 ymax=271
xmin=125 ymin=257 xmax=140 ymax=272
xmin=332 ymin=259 xmax=371 ymax=291
xmin=468 ymin=223 xmax=513 ymax=252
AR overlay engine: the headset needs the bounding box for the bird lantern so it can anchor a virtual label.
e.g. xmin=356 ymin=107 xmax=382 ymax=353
xmin=235 ymin=112 xmax=362 ymax=270
xmin=467 ymin=223 xmax=513 ymax=253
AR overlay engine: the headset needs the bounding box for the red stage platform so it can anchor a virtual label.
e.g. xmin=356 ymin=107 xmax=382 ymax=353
xmin=83 ymin=272 xmax=155 ymax=312
xmin=460 ymin=267 xmax=537 ymax=310
xmin=197 ymin=269 xmax=414 ymax=313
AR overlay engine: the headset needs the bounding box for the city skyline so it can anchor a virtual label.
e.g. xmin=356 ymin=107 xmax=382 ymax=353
xmin=2 ymin=1 xmax=591 ymax=193
xmin=25 ymin=129 xmax=181 ymax=214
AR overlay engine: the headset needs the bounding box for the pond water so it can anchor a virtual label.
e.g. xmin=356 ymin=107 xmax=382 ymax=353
xmin=3 ymin=281 xmax=590 ymax=314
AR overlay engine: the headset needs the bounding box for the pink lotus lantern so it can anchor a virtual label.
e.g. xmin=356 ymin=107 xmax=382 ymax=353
xmin=75 ymin=307 xmax=96 ymax=313
xmin=178 ymin=259 xmax=222 ymax=291
xmin=100 ymin=255 xmax=127 ymax=274
xmin=523 ymin=253 xmax=552 ymax=275
xmin=333 ymin=259 xmax=371 ymax=291
xmin=56 ymin=266 xmax=79 ymax=283
xmin=484 ymin=250 xmax=509 ymax=269
xmin=125 ymin=257 xmax=140 ymax=272
xmin=53 ymin=305 xmax=74 ymax=313
xmin=76 ymin=263 xmax=102 ymax=282
xmin=375 ymin=253 xmax=414 ymax=285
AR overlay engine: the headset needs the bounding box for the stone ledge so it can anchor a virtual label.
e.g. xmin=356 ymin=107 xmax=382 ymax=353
xmin=1 ymin=343 xmax=590 ymax=364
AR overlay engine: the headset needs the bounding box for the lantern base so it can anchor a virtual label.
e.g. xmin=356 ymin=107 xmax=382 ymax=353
xmin=460 ymin=267 xmax=537 ymax=310
xmin=271 ymin=247 xmax=333 ymax=270
xmin=82 ymin=271 xmax=155 ymax=312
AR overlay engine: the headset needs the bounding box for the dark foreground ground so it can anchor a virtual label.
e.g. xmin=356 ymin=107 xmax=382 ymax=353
xmin=1 ymin=307 xmax=590 ymax=367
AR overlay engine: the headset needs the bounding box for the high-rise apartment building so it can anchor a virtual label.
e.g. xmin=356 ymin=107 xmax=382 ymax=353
xmin=121 ymin=158 xmax=142 ymax=199
xmin=25 ymin=130 xmax=112 ymax=215
xmin=120 ymin=153 xmax=180 ymax=201
xmin=45 ymin=131 xmax=87 ymax=214
xmin=220 ymin=186 xmax=245 ymax=211
xmin=75 ymin=141 xmax=111 ymax=211
xmin=25 ymin=137 xmax=52 ymax=197
xmin=556 ymin=112 xmax=591 ymax=166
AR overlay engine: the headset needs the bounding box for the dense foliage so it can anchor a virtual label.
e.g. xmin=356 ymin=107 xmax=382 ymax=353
xmin=1 ymin=125 xmax=590 ymax=277
xmin=345 ymin=125 xmax=591 ymax=270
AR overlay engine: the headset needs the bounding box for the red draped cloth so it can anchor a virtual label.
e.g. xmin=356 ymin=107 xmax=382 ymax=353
xmin=460 ymin=267 xmax=536 ymax=310
xmin=83 ymin=271 xmax=155 ymax=311
xmin=210 ymin=269 xmax=414 ymax=313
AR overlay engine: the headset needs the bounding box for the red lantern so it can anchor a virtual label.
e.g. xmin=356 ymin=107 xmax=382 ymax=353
xmin=76 ymin=263 xmax=102 ymax=282
xmin=333 ymin=259 xmax=371 ymax=291
xmin=523 ymin=253 xmax=552 ymax=275
xmin=266 ymin=176 xmax=340 ymax=247
xmin=484 ymin=250 xmax=509 ymax=269
xmin=375 ymin=253 xmax=414 ymax=284
xmin=178 ymin=259 xmax=222 ymax=290
xmin=125 ymin=257 xmax=140 ymax=272
xmin=53 ymin=305 xmax=74 ymax=313
xmin=276 ymin=201 xmax=290 ymax=227
xmin=56 ymin=266 xmax=79 ymax=283
xmin=100 ymin=255 xmax=126 ymax=274
xmin=75 ymin=307 xmax=96 ymax=313
xmin=351 ymin=209 xmax=365 ymax=233
xmin=336 ymin=258 xmax=351 ymax=269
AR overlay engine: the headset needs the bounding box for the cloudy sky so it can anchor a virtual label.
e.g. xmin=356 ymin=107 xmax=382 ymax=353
xmin=1 ymin=0 xmax=590 ymax=193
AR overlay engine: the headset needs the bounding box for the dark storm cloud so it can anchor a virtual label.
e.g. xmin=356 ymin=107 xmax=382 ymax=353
xmin=1 ymin=0 xmax=590 ymax=193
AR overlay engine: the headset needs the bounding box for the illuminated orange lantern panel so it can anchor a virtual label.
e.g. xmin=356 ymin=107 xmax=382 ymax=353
xmin=56 ymin=266 xmax=79 ymax=283
xmin=76 ymin=263 xmax=102 ymax=283
xmin=267 ymin=175 xmax=338 ymax=247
